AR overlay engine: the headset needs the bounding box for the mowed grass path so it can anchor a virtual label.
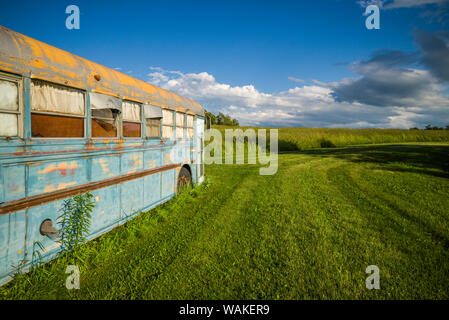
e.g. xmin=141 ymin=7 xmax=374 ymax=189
xmin=1 ymin=144 xmax=448 ymax=299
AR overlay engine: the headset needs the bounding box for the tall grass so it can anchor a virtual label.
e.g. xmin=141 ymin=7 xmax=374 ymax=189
xmin=212 ymin=126 xmax=449 ymax=151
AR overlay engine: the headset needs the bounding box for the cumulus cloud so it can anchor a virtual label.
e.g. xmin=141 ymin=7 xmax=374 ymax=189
xmin=330 ymin=50 xmax=446 ymax=108
xmin=147 ymin=29 xmax=449 ymax=129
xmin=147 ymin=64 xmax=449 ymax=129
xmin=415 ymin=30 xmax=449 ymax=82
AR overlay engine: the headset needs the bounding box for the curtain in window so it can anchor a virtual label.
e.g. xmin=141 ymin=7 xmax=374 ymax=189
xmin=0 ymin=79 xmax=19 ymax=136
xmin=122 ymin=101 xmax=141 ymax=122
xmin=0 ymin=80 xmax=18 ymax=111
xmin=31 ymin=80 xmax=84 ymax=115
xmin=0 ymin=113 xmax=18 ymax=136
xmin=162 ymin=109 xmax=174 ymax=139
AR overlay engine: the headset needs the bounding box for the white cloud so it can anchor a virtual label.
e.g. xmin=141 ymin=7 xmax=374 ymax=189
xmin=288 ymin=76 xmax=306 ymax=83
xmin=147 ymin=66 xmax=449 ymax=129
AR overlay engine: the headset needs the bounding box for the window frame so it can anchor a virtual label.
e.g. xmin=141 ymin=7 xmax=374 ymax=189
xmin=0 ymin=73 xmax=23 ymax=138
xmin=145 ymin=118 xmax=162 ymax=139
xmin=186 ymin=113 xmax=195 ymax=139
xmin=30 ymin=78 xmax=86 ymax=139
xmin=175 ymin=111 xmax=186 ymax=139
xmin=162 ymin=108 xmax=175 ymax=140
xmin=89 ymin=92 xmax=122 ymax=139
xmin=122 ymin=100 xmax=143 ymax=139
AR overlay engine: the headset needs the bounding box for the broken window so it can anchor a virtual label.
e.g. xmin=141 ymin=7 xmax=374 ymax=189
xmin=89 ymin=92 xmax=121 ymax=138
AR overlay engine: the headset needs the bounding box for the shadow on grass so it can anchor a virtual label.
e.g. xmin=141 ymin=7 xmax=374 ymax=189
xmin=300 ymin=144 xmax=449 ymax=250
xmin=298 ymin=144 xmax=449 ymax=179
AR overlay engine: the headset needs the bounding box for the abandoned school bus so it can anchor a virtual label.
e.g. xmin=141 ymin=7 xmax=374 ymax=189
xmin=0 ymin=26 xmax=205 ymax=285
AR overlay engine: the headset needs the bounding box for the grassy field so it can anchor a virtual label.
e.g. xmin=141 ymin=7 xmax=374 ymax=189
xmin=212 ymin=126 xmax=449 ymax=151
xmin=1 ymin=142 xmax=448 ymax=299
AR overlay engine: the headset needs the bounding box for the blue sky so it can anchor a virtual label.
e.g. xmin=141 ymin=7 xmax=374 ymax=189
xmin=1 ymin=0 xmax=449 ymax=128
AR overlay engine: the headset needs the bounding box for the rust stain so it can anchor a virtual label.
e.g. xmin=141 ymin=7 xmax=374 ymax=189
xmin=7 ymin=183 xmax=23 ymax=194
xmin=38 ymin=161 xmax=78 ymax=176
xmin=44 ymin=182 xmax=76 ymax=193
xmin=93 ymin=158 xmax=111 ymax=174
xmin=0 ymin=163 xmax=181 ymax=215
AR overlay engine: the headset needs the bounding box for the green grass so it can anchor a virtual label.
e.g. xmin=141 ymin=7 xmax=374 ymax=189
xmin=212 ymin=125 xmax=449 ymax=151
xmin=1 ymin=143 xmax=448 ymax=299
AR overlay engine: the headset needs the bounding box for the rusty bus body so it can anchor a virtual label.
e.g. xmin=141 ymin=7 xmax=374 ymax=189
xmin=0 ymin=26 xmax=205 ymax=285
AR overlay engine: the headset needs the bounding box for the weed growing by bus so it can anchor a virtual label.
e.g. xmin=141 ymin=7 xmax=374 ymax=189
xmin=58 ymin=193 xmax=95 ymax=253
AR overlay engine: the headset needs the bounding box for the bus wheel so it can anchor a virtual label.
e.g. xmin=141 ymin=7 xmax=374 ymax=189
xmin=177 ymin=166 xmax=192 ymax=192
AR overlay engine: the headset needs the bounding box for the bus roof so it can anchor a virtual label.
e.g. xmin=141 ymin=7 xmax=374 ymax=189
xmin=0 ymin=25 xmax=204 ymax=116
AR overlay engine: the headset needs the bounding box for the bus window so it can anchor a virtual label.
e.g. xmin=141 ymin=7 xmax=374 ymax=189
xmin=122 ymin=101 xmax=142 ymax=138
xmin=89 ymin=92 xmax=121 ymax=138
xmin=30 ymin=79 xmax=85 ymax=138
xmin=187 ymin=115 xmax=194 ymax=138
xmin=176 ymin=112 xmax=185 ymax=139
xmin=144 ymin=104 xmax=162 ymax=138
xmin=162 ymin=109 xmax=174 ymax=139
xmin=0 ymin=77 xmax=20 ymax=137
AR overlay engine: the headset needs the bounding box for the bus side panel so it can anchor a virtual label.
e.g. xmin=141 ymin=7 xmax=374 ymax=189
xmin=26 ymin=200 xmax=65 ymax=261
xmin=90 ymin=184 xmax=121 ymax=233
xmin=143 ymin=172 xmax=161 ymax=206
xmin=28 ymin=158 xmax=88 ymax=196
xmin=121 ymin=151 xmax=143 ymax=175
xmin=91 ymin=154 xmax=120 ymax=181
xmin=0 ymin=210 xmax=26 ymax=280
xmin=161 ymin=168 xmax=175 ymax=199
xmin=121 ymin=178 xmax=144 ymax=218
xmin=3 ymin=164 xmax=26 ymax=201
xmin=144 ymin=150 xmax=161 ymax=170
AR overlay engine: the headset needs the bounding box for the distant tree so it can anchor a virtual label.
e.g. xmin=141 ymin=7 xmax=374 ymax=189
xmin=209 ymin=111 xmax=239 ymax=126
xmin=205 ymin=111 xmax=216 ymax=125
xmin=216 ymin=112 xmax=225 ymax=125
xmin=446 ymin=125 xmax=449 ymax=130
xmin=409 ymin=127 xmax=419 ymax=130
xmin=425 ymin=124 xmax=432 ymax=130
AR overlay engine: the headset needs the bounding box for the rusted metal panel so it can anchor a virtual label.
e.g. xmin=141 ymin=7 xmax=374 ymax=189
xmin=0 ymin=26 xmax=204 ymax=117
xmin=121 ymin=178 xmax=144 ymax=218
xmin=161 ymin=168 xmax=175 ymax=199
xmin=28 ymin=158 xmax=88 ymax=196
xmin=121 ymin=151 xmax=143 ymax=175
xmin=0 ymin=163 xmax=181 ymax=215
xmin=89 ymin=184 xmax=121 ymax=233
xmin=143 ymin=172 xmax=161 ymax=206
xmin=3 ymin=164 xmax=25 ymax=201
xmin=91 ymin=154 xmax=120 ymax=181
xmin=0 ymin=210 xmax=27 ymax=280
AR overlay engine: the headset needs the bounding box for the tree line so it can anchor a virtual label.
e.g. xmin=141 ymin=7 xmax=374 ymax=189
xmin=410 ymin=125 xmax=449 ymax=130
xmin=205 ymin=111 xmax=239 ymax=126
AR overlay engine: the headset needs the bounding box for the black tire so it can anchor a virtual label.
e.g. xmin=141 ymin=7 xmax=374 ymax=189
xmin=177 ymin=166 xmax=192 ymax=192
